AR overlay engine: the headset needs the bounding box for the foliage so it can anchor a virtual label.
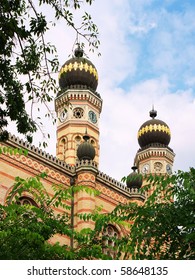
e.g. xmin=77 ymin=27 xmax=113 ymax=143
xmin=0 ymin=173 xmax=107 ymax=260
xmin=0 ymin=145 xmax=28 ymax=156
xmin=0 ymin=169 xmax=194 ymax=260
xmin=110 ymin=168 xmax=195 ymax=259
xmin=77 ymin=168 xmax=195 ymax=260
xmin=0 ymin=0 xmax=99 ymax=145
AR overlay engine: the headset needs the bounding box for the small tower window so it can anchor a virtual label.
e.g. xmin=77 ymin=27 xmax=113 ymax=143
xmin=58 ymin=138 xmax=67 ymax=161
xmin=75 ymin=135 xmax=82 ymax=160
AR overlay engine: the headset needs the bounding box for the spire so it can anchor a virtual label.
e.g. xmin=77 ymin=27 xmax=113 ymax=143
xmin=149 ymin=105 xmax=157 ymax=119
xmin=131 ymin=166 xmax=138 ymax=172
xmin=74 ymin=44 xmax=84 ymax=58
xmin=83 ymin=128 xmax=90 ymax=142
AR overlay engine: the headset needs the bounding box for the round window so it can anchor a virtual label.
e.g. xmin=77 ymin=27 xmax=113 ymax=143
xmin=73 ymin=107 xmax=84 ymax=118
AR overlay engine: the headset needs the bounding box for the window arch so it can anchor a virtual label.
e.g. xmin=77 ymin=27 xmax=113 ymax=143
xmin=17 ymin=196 xmax=38 ymax=207
xmin=6 ymin=185 xmax=40 ymax=208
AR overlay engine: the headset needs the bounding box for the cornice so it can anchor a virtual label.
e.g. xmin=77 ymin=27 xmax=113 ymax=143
xmin=55 ymin=89 xmax=103 ymax=112
xmin=135 ymin=145 xmax=175 ymax=163
xmin=5 ymin=134 xmax=76 ymax=177
xmin=97 ymin=171 xmax=146 ymax=201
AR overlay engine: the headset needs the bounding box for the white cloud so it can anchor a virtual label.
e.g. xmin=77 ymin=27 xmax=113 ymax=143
xmin=129 ymin=22 xmax=157 ymax=34
xmin=99 ymin=76 xmax=195 ymax=180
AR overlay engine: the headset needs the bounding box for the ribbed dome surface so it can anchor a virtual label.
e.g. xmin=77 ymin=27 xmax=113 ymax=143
xmin=126 ymin=166 xmax=142 ymax=189
xmin=77 ymin=135 xmax=95 ymax=161
xmin=58 ymin=47 xmax=98 ymax=92
xmin=138 ymin=109 xmax=171 ymax=149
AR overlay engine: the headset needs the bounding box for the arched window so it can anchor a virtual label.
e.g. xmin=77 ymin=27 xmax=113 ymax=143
xmin=75 ymin=135 xmax=82 ymax=161
xmin=102 ymin=224 xmax=120 ymax=259
xmin=17 ymin=196 xmax=38 ymax=207
xmin=58 ymin=138 xmax=67 ymax=161
xmin=90 ymin=139 xmax=95 ymax=146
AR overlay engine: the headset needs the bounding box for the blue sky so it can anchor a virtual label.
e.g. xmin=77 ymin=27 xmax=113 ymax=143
xmin=9 ymin=0 xmax=195 ymax=180
xmin=106 ymin=0 xmax=195 ymax=91
xmin=84 ymin=0 xmax=195 ymax=179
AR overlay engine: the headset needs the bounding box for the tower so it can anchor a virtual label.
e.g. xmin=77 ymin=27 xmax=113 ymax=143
xmin=55 ymin=46 xmax=103 ymax=165
xmin=134 ymin=108 xmax=175 ymax=176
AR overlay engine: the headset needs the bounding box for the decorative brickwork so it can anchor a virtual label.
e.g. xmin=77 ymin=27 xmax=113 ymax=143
xmin=6 ymin=134 xmax=75 ymax=173
xmin=0 ymin=132 xmax=147 ymax=247
xmin=0 ymin=152 xmax=70 ymax=186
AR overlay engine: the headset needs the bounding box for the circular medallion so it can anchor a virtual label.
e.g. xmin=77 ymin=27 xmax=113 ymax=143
xmin=166 ymin=164 xmax=172 ymax=175
xmin=154 ymin=162 xmax=163 ymax=172
xmin=142 ymin=163 xmax=150 ymax=174
xmin=88 ymin=110 xmax=97 ymax=123
xmin=59 ymin=110 xmax=67 ymax=122
xmin=73 ymin=107 xmax=84 ymax=119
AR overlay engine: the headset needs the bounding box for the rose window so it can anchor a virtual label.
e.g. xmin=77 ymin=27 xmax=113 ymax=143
xmin=73 ymin=107 xmax=84 ymax=118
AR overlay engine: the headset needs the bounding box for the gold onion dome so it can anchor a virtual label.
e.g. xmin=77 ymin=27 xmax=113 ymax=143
xmin=77 ymin=134 xmax=95 ymax=161
xmin=126 ymin=166 xmax=142 ymax=189
xmin=138 ymin=108 xmax=171 ymax=149
xmin=58 ymin=46 xmax=98 ymax=92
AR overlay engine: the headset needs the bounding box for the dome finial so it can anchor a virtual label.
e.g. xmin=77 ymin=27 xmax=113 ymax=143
xmin=83 ymin=128 xmax=90 ymax=141
xmin=131 ymin=166 xmax=138 ymax=172
xmin=74 ymin=43 xmax=84 ymax=58
xmin=150 ymin=105 xmax=157 ymax=119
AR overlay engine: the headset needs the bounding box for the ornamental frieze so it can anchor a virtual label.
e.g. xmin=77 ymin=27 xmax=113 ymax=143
xmin=96 ymin=183 xmax=128 ymax=204
xmin=59 ymin=61 xmax=98 ymax=81
xmin=138 ymin=123 xmax=171 ymax=137
xmin=77 ymin=173 xmax=96 ymax=182
xmin=1 ymin=152 xmax=70 ymax=186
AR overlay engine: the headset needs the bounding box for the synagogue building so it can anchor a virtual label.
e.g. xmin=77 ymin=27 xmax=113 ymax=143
xmin=0 ymin=47 xmax=175 ymax=252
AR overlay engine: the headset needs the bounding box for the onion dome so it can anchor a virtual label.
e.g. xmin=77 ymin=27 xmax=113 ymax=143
xmin=126 ymin=166 xmax=142 ymax=189
xmin=58 ymin=45 xmax=98 ymax=92
xmin=77 ymin=134 xmax=95 ymax=161
xmin=138 ymin=108 xmax=171 ymax=149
